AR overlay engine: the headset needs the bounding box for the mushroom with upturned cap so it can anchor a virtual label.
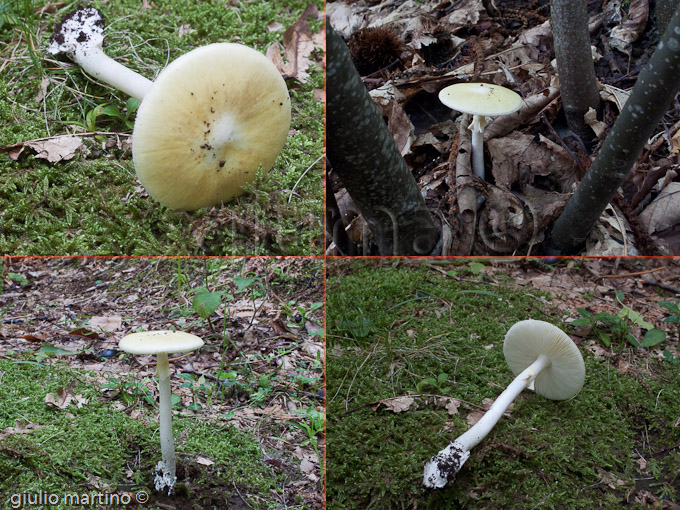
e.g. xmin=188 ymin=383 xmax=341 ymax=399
xmin=119 ymin=330 xmax=204 ymax=495
xmin=438 ymin=83 xmax=523 ymax=180
xmin=423 ymin=320 xmax=585 ymax=489
xmin=48 ymin=7 xmax=291 ymax=211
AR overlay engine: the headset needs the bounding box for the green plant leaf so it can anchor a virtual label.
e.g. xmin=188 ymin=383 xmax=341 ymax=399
xmin=640 ymin=328 xmax=666 ymax=347
xmin=594 ymin=312 xmax=617 ymax=323
xmin=619 ymin=305 xmax=654 ymax=330
xmin=258 ymin=374 xmax=271 ymax=388
xmin=571 ymin=317 xmax=592 ymax=326
xmin=99 ymin=105 xmax=122 ymax=118
xmin=171 ymin=393 xmax=181 ymax=408
xmin=658 ymin=301 xmax=680 ymax=313
xmin=596 ymin=330 xmax=611 ymax=347
xmin=576 ymin=308 xmax=592 ymax=318
xmin=663 ymin=349 xmax=680 ymax=364
xmin=234 ymin=276 xmax=258 ymax=292
xmin=192 ymin=289 xmax=221 ymax=319
xmin=38 ymin=344 xmax=76 ymax=355
xmin=8 ymin=272 xmax=28 ymax=285
xmin=468 ymin=261 xmax=485 ymax=274
xmin=125 ymin=97 xmax=141 ymax=114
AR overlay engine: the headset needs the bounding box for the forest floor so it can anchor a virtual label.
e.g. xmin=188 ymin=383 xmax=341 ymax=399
xmin=0 ymin=0 xmax=324 ymax=256
xmin=327 ymin=0 xmax=680 ymax=256
xmin=326 ymin=257 xmax=680 ymax=509
xmin=0 ymin=257 xmax=324 ymax=509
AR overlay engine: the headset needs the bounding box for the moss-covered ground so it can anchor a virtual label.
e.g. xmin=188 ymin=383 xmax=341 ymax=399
xmin=326 ymin=259 xmax=680 ymax=509
xmin=0 ymin=358 xmax=274 ymax=510
xmin=0 ymin=0 xmax=323 ymax=255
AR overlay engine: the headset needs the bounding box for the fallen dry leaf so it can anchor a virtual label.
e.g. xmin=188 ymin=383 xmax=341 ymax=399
xmin=300 ymin=458 xmax=316 ymax=473
xmin=2 ymin=135 xmax=83 ymax=163
xmin=89 ymin=315 xmax=122 ymax=332
xmin=370 ymin=396 xmax=415 ymax=413
xmin=266 ymin=4 xmax=323 ymax=84
xmin=45 ymin=386 xmax=89 ymax=409
xmin=178 ymin=24 xmax=196 ymax=38
xmin=196 ymin=456 xmax=215 ymax=466
xmin=466 ymin=410 xmax=485 ymax=427
xmin=640 ymin=182 xmax=680 ymax=234
xmin=0 ymin=420 xmax=43 ymax=440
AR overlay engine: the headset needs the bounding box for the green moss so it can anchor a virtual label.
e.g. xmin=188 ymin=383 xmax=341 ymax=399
xmin=0 ymin=0 xmax=323 ymax=255
xmin=0 ymin=357 xmax=278 ymax=509
xmin=326 ymin=261 xmax=680 ymax=509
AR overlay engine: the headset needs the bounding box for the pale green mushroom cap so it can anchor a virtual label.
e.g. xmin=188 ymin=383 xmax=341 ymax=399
xmin=132 ymin=43 xmax=291 ymax=211
xmin=119 ymin=330 xmax=204 ymax=354
xmin=503 ymin=320 xmax=585 ymax=401
xmin=438 ymin=82 xmax=523 ymax=117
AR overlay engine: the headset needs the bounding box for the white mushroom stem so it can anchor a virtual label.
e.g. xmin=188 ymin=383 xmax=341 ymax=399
xmin=70 ymin=47 xmax=153 ymax=101
xmin=48 ymin=7 xmax=153 ymax=101
xmin=155 ymin=352 xmax=177 ymax=493
xmin=423 ymin=353 xmax=552 ymax=489
xmin=468 ymin=115 xmax=488 ymax=180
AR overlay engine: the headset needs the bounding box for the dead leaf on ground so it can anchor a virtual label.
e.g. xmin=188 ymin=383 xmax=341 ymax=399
xmin=2 ymin=135 xmax=83 ymax=163
xmin=266 ymin=4 xmax=324 ymax=84
xmin=640 ymin=182 xmax=680 ymax=235
xmin=178 ymin=24 xmax=196 ymax=38
xmin=0 ymin=420 xmax=43 ymax=440
xmin=45 ymin=386 xmax=88 ymax=409
xmin=370 ymin=396 xmax=415 ymax=413
xmin=609 ymin=0 xmax=649 ymax=55
xmin=89 ymin=315 xmax=122 ymax=332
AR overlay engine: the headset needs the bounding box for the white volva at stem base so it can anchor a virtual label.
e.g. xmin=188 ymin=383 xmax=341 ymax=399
xmin=423 ymin=354 xmax=552 ymax=489
xmin=155 ymin=352 xmax=177 ymax=494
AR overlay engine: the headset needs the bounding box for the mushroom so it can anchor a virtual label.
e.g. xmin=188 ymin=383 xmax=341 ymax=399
xmin=118 ymin=330 xmax=204 ymax=495
xmin=48 ymin=7 xmax=291 ymax=211
xmin=438 ymin=83 xmax=522 ymax=179
xmin=423 ymin=320 xmax=585 ymax=489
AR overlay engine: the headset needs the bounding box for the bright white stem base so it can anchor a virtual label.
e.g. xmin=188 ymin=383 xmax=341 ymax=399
xmin=74 ymin=49 xmax=153 ymax=101
xmin=469 ymin=115 xmax=487 ymax=180
xmin=423 ymin=354 xmax=552 ymax=489
xmin=155 ymin=352 xmax=177 ymax=494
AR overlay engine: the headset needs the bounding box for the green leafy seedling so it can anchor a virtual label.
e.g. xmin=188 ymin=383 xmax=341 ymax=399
xmin=416 ymin=372 xmax=449 ymax=393
xmin=659 ymin=300 xmax=680 ymax=324
xmin=8 ymin=272 xmax=29 ymax=286
xmin=178 ymin=372 xmax=209 ymax=411
xmin=192 ymin=287 xmax=224 ymax=319
xmin=287 ymin=407 xmax=325 ymax=479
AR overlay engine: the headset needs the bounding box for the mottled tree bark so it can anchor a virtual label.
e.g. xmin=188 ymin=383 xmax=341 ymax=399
xmin=551 ymin=0 xmax=600 ymax=140
xmin=657 ymin=0 xmax=680 ymax=32
xmin=548 ymin=5 xmax=680 ymax=254
xmin=326 ymin=21 xmax=438 ymax=256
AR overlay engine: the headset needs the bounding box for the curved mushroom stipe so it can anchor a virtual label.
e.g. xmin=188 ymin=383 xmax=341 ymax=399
xmin=423 ymin=320 xmax=584 ymax=489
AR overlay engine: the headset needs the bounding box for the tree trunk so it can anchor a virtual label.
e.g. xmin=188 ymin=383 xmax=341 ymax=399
xmin=326 ymin=21 xmax=438 ymax=256
xmin=326 ymin=172 xmax=353 ymax=255
xmin=657 ymin=0 xmax=680 ymax=32
xmin=548 ymin=4 xmax=680 ymax=254
xmin=551 ymin=0 xmax=600 ymax=141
